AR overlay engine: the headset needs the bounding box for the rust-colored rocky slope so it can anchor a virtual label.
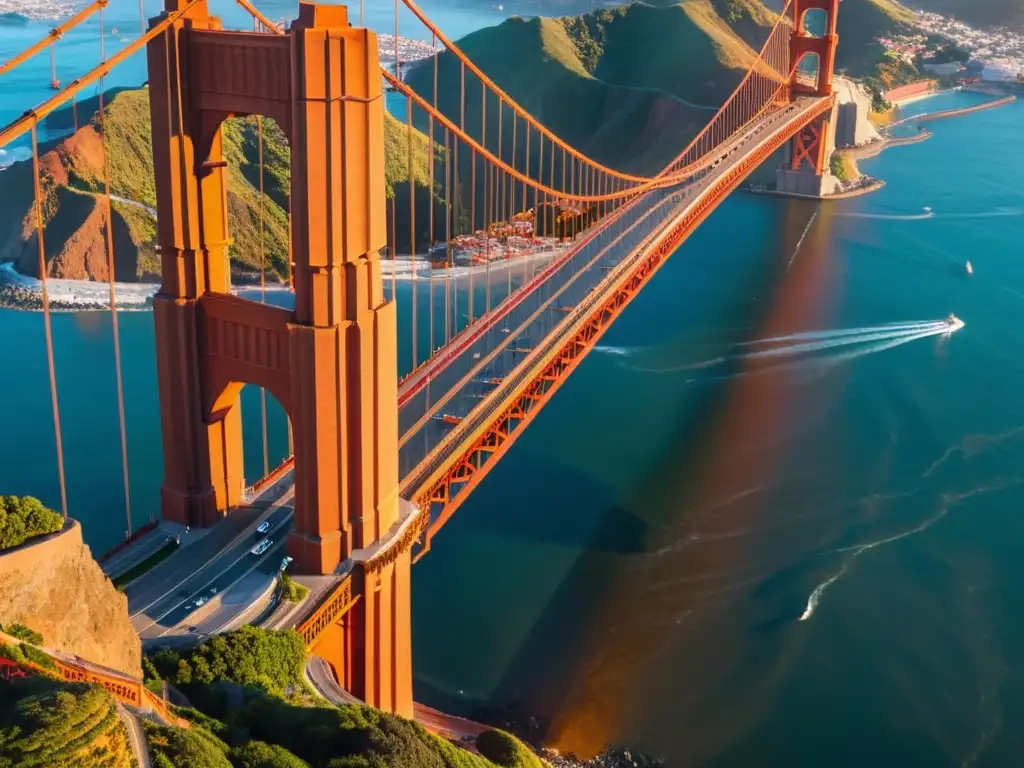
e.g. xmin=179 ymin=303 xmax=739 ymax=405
xmin=0 ymin=520 xmax=141 ymax=677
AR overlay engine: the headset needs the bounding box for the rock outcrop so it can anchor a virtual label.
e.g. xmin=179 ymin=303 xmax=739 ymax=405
xmin=834 ymin=76 xmax=882 ymax=148
xmin=0 ymin=519 xmax=141 ymax=677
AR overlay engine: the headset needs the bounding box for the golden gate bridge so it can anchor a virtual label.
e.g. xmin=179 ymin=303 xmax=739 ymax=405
xmin=0 ymin=0 xmax=839 ymax=719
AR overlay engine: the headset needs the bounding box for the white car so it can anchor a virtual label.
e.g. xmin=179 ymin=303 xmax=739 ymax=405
xmin=250 ymin=538 xmax=273 ymax=556
xmin=256 ymin=521 xmax=271 ymax=534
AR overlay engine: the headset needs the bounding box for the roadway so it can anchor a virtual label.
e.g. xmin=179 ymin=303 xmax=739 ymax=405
xmin=399 ymin=96 xmax=830 ymax=499
xmin=306 ymin=657 xmax=488 ymax=744
xmin=127 ymin=471 xmax=296 ymax=643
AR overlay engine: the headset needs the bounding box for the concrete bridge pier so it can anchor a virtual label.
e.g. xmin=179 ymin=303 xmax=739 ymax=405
xmin=777 ymin=0 xmax=841 ymax=197
xmin=775 ymin=111 xmax=840 ymax=196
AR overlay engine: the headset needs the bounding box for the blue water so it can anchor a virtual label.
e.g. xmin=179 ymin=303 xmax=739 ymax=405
xmin=4 ymin=3 xmax=1024 ymax=766
xmin=410 ymin=98 xmax=1024 ymax=765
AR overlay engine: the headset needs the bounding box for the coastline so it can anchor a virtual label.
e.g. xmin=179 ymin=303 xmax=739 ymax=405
xmin=0 ymin=246 xmax=570 ymax=312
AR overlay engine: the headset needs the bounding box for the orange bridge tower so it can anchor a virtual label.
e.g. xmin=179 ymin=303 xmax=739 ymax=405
xmin=147 ymin=0 xmax=413 ymax=714
xmin=778 ymin=0 xmax=841 ymax=196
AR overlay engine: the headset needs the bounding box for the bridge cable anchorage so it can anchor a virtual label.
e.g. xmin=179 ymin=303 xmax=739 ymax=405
xmin=97 ymin=4 xmax=134 ymax=537
xmin=30 ymin=125 xmax=69 ymax=518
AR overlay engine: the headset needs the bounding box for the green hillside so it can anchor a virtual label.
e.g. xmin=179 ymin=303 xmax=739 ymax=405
xmin=0 ymin=88 xmax=437 ymax=284
xmin=0 ymin=674 xmax=133 ymax=767
xmin=406 ymin=0 xmax=772 ymax=175
xmin=138 ymin=626 xmax=544 ymax=768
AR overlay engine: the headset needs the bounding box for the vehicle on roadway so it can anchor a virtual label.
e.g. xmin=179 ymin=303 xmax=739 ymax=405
xmin=251 ymin=538 xmax=273 ymax=556
xmin=256 ymin=521 xmax=271 ymax=534
xmin=194 ymin=596 xmax=208 ymax=608
xmin=280 ymin=556 xmax=293 ymax=572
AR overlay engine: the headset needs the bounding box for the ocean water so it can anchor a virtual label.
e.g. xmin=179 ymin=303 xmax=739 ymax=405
xmin=4 ymin=4 xmax=1024 ymax=767
xmin=409 ymin=97 xmax=1024 ymax=766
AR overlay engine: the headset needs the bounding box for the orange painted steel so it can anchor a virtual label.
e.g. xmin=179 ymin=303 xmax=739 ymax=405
xmin=384 ymin=70 xmax=675 ymax=204
xmin=0 ymin=637 xmax=186 ymax=726
xmin=297 ymin=574 xmax=358 ymax=646
xmin=0 ymin=0 xmax=199 ymax=151
xmin=0 ymin=0 xmax=108 ymax=77
xmin=409 ymin=96 xmax=835 ymax=556
xmin=661 ymin=0 xmax=794 ymax=175
xmin=397 ymin=0 xmax=654 ymax=185
xmin=145 ymin=0 xmax=413 ymax=717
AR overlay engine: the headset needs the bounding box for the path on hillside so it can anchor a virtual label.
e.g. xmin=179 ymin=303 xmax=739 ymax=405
xmin=117 ymin=703 xmax=151 ymax=768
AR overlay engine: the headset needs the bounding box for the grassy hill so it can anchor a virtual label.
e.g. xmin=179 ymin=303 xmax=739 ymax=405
xmin=0 ymin=674 xmax=133 ymax=767
xmin=406 ymin=0 xmax=773 ymax=176
xmin=0 ymin=88 xmax=437 ymax=284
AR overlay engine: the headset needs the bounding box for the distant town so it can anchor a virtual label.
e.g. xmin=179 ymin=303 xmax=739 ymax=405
xmin=879 ymin=9 xmax=1024 ymax=84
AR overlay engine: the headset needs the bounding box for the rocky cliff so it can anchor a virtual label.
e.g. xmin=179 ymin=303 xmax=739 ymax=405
xmin=0 ymin=519 xmax=141 ymax=677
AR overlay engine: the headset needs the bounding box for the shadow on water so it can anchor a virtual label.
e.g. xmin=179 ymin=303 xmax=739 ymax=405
xmin=414 ymin=197 xmax=827 ymax=756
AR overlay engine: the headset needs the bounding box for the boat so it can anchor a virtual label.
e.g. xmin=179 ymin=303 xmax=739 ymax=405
xmin=945 ymin=313 xmax=965 ymax=333
xmin=965 ymin=260 xmax=973 ymax=275
xmin=923 ymin=206 xmax=932 ymax=213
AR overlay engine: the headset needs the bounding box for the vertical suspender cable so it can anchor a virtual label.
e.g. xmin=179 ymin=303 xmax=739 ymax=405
xmin=444 ymin=128 xmax=451 ymax=344
xmin=507 ymin=113 xmax=515 ymax=299
xmin=390 ymin=0 xmax=399 ymax=304
xmin=31 ymin=125 xmax=68 ymax=518
xmin=97 ymin=10 xmax=134 ymax=536
xmin=483 ymin=89 xmax=491 ymax=315
xmin=428 ymin=30 xmax=437 ymax=356
xmin=408 ymin=91 xmax=417 ymax=371
xmin=257 ymin=115 xmax=269 ymax=478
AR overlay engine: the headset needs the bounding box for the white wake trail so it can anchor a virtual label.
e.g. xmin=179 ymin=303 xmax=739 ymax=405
xmin=737 ymin=321 xmax=942 ymax=347
xmin=632 ymin=322 xmax=948 ymax=374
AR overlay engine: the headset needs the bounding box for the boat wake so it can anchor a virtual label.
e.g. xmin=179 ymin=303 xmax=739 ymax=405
xmin=594 ymin=345 xmax=635 ymax=357
xmin=799 ymin=564 xmax=849 ymax=621
xmin=836 ymin=207 xmax=1023 ymax=222
xmin=623 ymin=319 xmax=960 ymax=376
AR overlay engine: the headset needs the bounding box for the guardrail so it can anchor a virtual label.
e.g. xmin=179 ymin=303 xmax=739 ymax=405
xmin=1 ymin=633 xmax=187 ymax=727
xmin=242 ymin=454 xmax=296 ymax=503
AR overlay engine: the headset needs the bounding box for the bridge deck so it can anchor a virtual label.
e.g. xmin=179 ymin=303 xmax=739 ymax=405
xmin=400 ymin=97 xmax=830 ymax=503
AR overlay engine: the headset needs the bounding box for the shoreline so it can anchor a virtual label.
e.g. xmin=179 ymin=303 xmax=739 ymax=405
xmin=0 ymin=246 xmax=571 ymax=312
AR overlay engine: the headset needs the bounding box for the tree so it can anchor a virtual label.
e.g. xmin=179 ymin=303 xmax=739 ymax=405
xmin=229 ymin=741 xmax=311 ymax=768
xmin=0 ymin=496 xmax=62 ymax=551
xmin=475 ymin=729 xmax=545 ymax=768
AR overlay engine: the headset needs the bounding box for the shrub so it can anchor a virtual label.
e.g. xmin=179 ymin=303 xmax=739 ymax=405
xmin=20 ymin=644 xmax=56 ymax=671
xmin=476 ymin=729 xmax=545 ymax=768
xmin=0 ymin=496 xmax=63 ymax=551
xmin=229 ymin=740 xmax=311 ymax=768
xmin=147 ymin=626 xmax=307 ymax=697
xmin=1 ymin=623 xmax=44 ymax=645
xmin=0 ymin=677 xmax=131 ymax=767
xmin=280 ymin=573 xmax=309 ymax=603
xmin=142 ymin=720 xmax=232 ymax=768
